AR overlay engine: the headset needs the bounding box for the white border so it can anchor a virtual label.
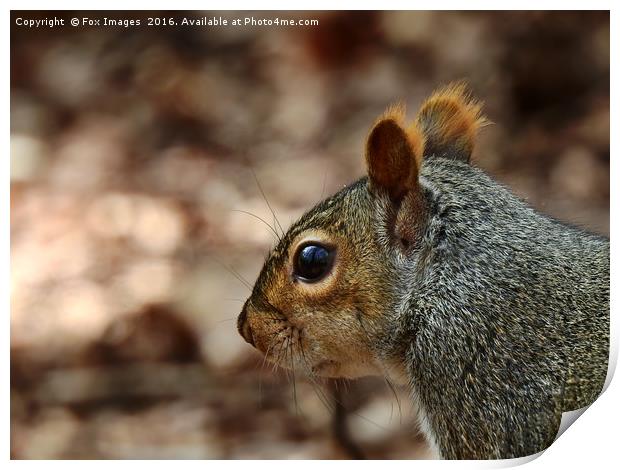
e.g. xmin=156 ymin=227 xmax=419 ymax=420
xmin=4 ymin=2 xmax=617 ymax=467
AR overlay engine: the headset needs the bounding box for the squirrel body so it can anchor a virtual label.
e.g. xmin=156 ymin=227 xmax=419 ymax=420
xmin=237 ymin=84 xmax=609 ymax=459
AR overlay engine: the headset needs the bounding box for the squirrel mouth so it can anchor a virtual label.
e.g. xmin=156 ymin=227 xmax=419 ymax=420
xmin=311 ymin=360 xmax=339 ymax=376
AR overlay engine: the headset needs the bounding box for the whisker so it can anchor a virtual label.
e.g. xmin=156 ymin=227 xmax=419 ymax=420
xmin=355 ymin=307 xmax=405 ymax=426
xmin=296 ymin=331 xmax=391 ymax=433
xmin=297 ymin=340 xmax=335 ymax=413
xmin=309 ymin=377 xmax=335 ymax=414
xmin=287 ymin=335 xmax=300 ymax=416
xmin=271 ymin=332 xmax=289 ymax=374
xmin=268 ymin=327 xmax=391 ymax=450
xmin=250 ymin=167 xmax=285 ymax=237
xmin=231 ymin=209 xmax=280 ymax=241
xmin=330 ymin=380 xmax=366 ymax=459
xmin=320 ymin=169 xmax=328 ymax=200
xmin=212 ymin=256 xmax=253 ymax=291
xmin=385 ymin=378 xmax=403 ymax=425
xmin=282 ymin=334 xmax=293 ymax=380
xmin=258 ymin=339 xmax=277 ymax=408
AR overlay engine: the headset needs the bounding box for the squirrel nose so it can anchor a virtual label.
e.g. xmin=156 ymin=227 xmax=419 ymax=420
xmin=237 ymin=304 xmax=255 ymax=347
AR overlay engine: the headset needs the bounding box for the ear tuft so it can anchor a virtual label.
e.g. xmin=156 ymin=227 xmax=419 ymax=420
xmin=365 ymin=104 xmax=424 ymax=201
xmin=415 ymin=82 xmax=488 ymax=163
xmin=381 ymin=102 xmax=407 ymax=125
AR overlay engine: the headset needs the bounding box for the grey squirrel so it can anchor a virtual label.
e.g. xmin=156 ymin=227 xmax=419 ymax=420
xmin=237 ymin=83 xmax=610 ymax=459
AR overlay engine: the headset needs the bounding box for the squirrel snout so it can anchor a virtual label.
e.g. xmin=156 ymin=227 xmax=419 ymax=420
xmin=237 ymin=304 xmax=255 ymax=347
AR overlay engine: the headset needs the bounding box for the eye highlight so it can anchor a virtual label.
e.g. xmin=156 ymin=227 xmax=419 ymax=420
xmin=293 ymin=243 xmax=335 ymax=282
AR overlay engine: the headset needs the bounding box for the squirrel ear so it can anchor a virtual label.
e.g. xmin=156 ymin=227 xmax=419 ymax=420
xmin=415 ymin=82 xmax=488 ymax=163
xmin=365 ymin=105 xmax=424 ymax=201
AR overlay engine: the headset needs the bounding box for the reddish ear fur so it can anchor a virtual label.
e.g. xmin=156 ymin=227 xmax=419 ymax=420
xmin=365 ymin=104 xmax=424 ymax=201
xmin=415 ymin=82 xmax=487 ymax=162
xmin=363 ymin=84 xmax=486 ymax=246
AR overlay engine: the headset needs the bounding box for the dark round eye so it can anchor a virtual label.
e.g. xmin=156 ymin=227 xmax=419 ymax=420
xmin=293 ymin=243 xmax=335 ymax=282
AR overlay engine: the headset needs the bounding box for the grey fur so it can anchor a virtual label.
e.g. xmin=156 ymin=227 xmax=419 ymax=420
xmin=378 ymin=157 xmax=609 ymax=458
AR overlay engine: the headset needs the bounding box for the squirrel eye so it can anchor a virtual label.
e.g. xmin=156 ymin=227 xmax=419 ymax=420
xmin=293 ymin=243 xmax=335 ymax=282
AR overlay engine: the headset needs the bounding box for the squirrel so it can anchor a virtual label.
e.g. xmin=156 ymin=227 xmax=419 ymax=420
xmin=236 ymin=83 xmax=610 ymax=459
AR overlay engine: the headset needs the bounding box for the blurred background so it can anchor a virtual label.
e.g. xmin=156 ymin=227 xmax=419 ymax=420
xmin=10 ymin=10 xmax=609 ymax=459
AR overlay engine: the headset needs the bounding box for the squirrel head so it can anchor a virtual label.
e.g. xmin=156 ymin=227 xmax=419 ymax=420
xmin=237 ymin=83 xmax=487 ymax=380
